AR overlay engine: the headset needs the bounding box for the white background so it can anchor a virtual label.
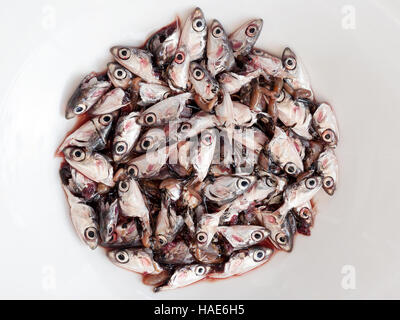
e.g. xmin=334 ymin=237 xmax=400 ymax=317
xmin=1 ymin=0 xmax=399 ymax=299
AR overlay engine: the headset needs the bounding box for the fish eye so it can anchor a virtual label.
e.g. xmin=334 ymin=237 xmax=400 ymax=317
xmin=305 ymin=177 xmax=317 ymax=190
xmin=195 ymin=265 xmax=206 ymax=276
xmin=245 ymin=24 xmax=258 ymax=37
xmin=73 ymin=103 xmax=87 ymax=115
xmin=322 ymin=129 xmax=335 ymax=144
xmin=115 ymin=250 xmax=129 ymax=264
xmin=323 ymin=176 xmax=334 ymax=188
xmin=276 ymin=233 xmax=288 ymax=245
xmin=299 ymin=208 xmax=311 ymax=220
xmin=192 ymin=18 xmax=205 ymax=32
xmin=179 ymin=122 xmax=192 ymax=132
xmin=196 ymin=232 xmax=208 ymax=244
xmin=114 ymin=68 xmax=127 ymax=80
xmin=114 ymin=141 xmax=128 ymax=155
xmin=251 ymin=230 xmax=264 ymax=242
xmin=237 ymin=178 xmax=250 ymax=190
xmin=276 ymin=90 xmax=285 ymax=103
xmin=212 ymin=26 xmax=223 ymax=38
xmin=253 ymin=248 xmax=266 ymax=262
xmin=157 ymin=235 xmax=168 ymax=246
xmin=119 ymin=180 xmax=130 ymax=193
xmin=266 ymin=177 xmax=277 ymax=188
xmin=253 ymin=48 xmax=263 ymax=56
xmin=174 ymin=51 xmax=186 ymax=64
xmin=284 ymin=162 xmax=297 ymax=175
xmin=144 ymin=112 xmax=157 ymax=125
xmin=71 ymin=148 xmax=86 ymax=162
xmin=193 ymin=67 xmax=205 ymax=81
xmin=118 ymin=48 xmax=131 ymax=60
xmin=127 ymin=165 xmax=139 ymax=177
xmin=284 ymin=57 xmax=297 ymax=70
xmin=84 ymin=227 xmax=97 ymax=241
xmin=140 ymin=137 xmax=154 ymax=150
xmin=201 ymin=133 xmax=213 ymax=146
xmin=99 ymin=114 xmax=113 ymax=125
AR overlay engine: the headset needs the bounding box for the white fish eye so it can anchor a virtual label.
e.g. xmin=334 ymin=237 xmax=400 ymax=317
xmin=322 ymin=129 xmax=335 ymax=144
xmin=192 ymin=18 xmax=205 ymax=32
xmin=114 ymin=141 xmax=128 ymax=155
xmin=245 ymin=24 xmax=258 ymax=37
xmin=118 ymin=48 xmax=131 ymax=60
xmin=193 ymin=67 xmax=205 ymax=81
xmin=71 ymin=148 xmax=86 ymax=162
xmin=74 ymin=103 xmax=87 ymax=115
xmin=179 ymin=122 xmax=192 ymax=132
xmin=157 ymin=235 xmax=168 ymax=246
xmin=174 ymin=51 xmax=186 ymax=64
xmin=253 ymin=248 xmax=266 ymax=262
xmin=284 ymin=162 xmax=297 ymax=175
xmin=212 ymin=25 xmax=223 ymax=38
xmin=276 ymin=233 xmax=288 ymax=245
xmin=323 ymin=176 xmax=334 ymax=188
xmin=144 ymin=112 xmax=157 ymax=125
xmin=140 ymin=137 xmax=154 ymax=150
xmin=114 ymin=68 xmax=127 ymax=80
xmin=276 ymin=90 xmax=285 ymax=103
xmin=195 ymin=265 xmax=206 ymax=276
xmin=253 ymin=48 xmax=263 ymax=56
xmin=299 ymin=207 xmax=311 ymax=220
xmin=99 ymin=114 xmax=113 ymax=126
xmin=284 ymin=57 xmax=297 ymax=70
xmin=127 ymin=165 xmax=139 ymax=177
xmin=237 ymin=178 xmax=250 ymax=190
xmin=115 ymin=250 xmax=129 ymax=264
xmin=119 ymin=180 xmax=130 ymax=193
xmin=305 ymin=177 xmax=317 ymax=190
xmin=266 ymin=177 xmax=277 ymax=188
xmin=201 ymin=133 xmax=213 ymax=146
xmin=196 ymin=232 xmax=208 ymax=244
xmin=84 ymin=227 xmax=98 ymax=241
xmin=251 ymin=230 xmax=264 ymax=242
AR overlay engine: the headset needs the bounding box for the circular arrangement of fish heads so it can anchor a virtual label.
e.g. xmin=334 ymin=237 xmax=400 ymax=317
xmin=58 ymin=7 xmax=339 ymax=292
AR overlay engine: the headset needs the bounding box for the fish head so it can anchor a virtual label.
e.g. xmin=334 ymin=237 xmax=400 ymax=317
xmin=107 ymin=62 xmax=133 ymax=89
xmin=134 ymin=128 xmax=166 ymax=153
xmin=189 ymin=62 xmax=219 ymax=100
xmin=229 ymin=18 xmax=263 ymax=56
xmin=312 ymin=103 xmax=339 ymax=148
xmin=166 ymin=45 xmax=190 ymax=91
xmin=99 ymin=199 xmax=119 ymax=243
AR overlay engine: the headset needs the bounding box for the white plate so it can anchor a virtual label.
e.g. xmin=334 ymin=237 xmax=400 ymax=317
xmin=1 ymin=0 xmax=400 ymax=299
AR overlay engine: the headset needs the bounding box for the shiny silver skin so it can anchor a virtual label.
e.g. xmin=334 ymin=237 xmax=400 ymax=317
xmin=63 ymin=147 xmax=114 ymax=187
xmin=107 ymin=62 xmax=133 ymax=90
xmin=217 ymin=225 xmax=270 ymax=249
xmin=65 ymin=72 xmax=111 ymax=119
xmin=317 ymin=148 xmax=339 ymax=195
xmin=229 ymin=19 xmax=263 ymax=57
xmin=179 ymin=7 xmax=207 ymax=61
xmin=189 ymin=62 xmax=220 ymax=101
xmin=112 ymin=112 xmax=141 ymax=162
xmin=203 ymin=175 xmax=256 ymax=205
xmin=107 ymin=248 xmax=163 ymax=274
xmin=146 ymin=18 xmax=180 ymax=67
xmin=267 ymin=126 xmax=304 ymax=176
xmin=110 ymin=46 xmax=162 ymax=84
xmin=91 ymin=88 xmax=129 ymax=115
xmin=166 ymin=45 xmax=190 ymax=91
xmin=209 ymin=246 xmax=273 ymax=279
xmin=137 ymin=92 xmax=192 ymax=126
xmin=154 ymin=264 xmax=210 ymax=292
xmin=282 ymin=47 xmax=314 ymax=100
xmin=134 ymin=127 xmax=167 ymax=153
xmin=99 ymin=199 xmax=119 ymax=244
xmin=58 ymin=113 xmax=114 ymax=152
xmin=207 ymin=19 xmax=235 ymax=76
xmin=138 ymin=83 xmax=171 ymax=106
xmin=62 ymin=185 xmax=99 ymax=250
xmin=312 ymin=102 xmax=339 ymax=148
